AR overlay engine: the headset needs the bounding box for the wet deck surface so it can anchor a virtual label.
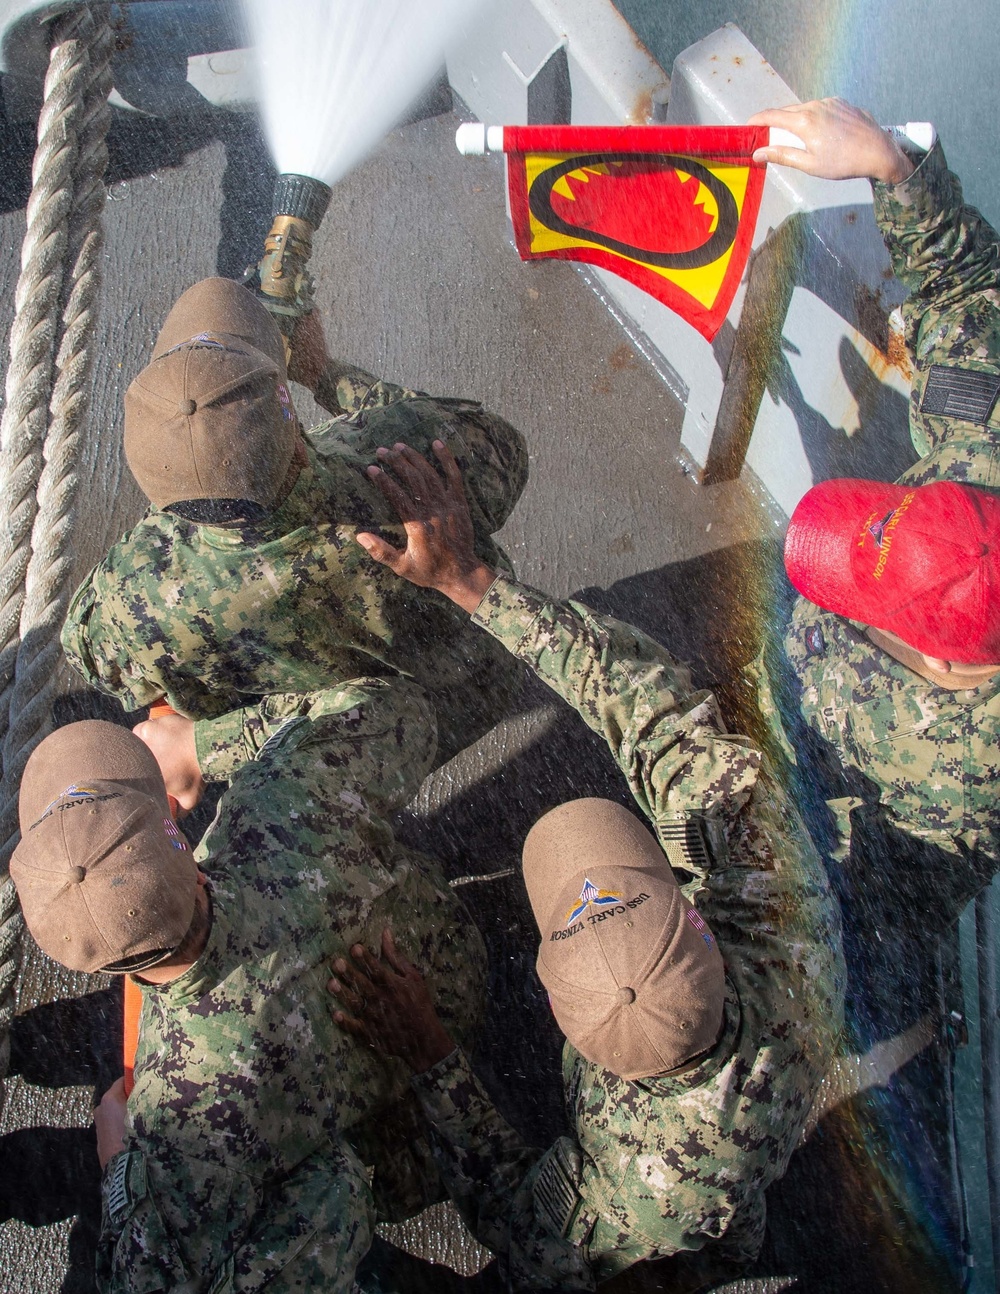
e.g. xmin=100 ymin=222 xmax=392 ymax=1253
xmin=0 ymin=98 xmax=969 ymax=1292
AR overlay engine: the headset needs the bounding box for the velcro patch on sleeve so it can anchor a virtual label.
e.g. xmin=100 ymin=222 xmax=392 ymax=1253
xmin=106 ymin=1151 xmax=147 ymax=1227
xmin=206 ymin=1257 xmax=234 ymax=1294
xmin=919 ymin=365 xmax=1000 ymax=424
xmin=659 ymin=815 xmax=712 ymax=878
xmin=257 ymin=715 xmax=308 ymax=759
xmin=534 ymin=1139 xmax=584 ymax=1240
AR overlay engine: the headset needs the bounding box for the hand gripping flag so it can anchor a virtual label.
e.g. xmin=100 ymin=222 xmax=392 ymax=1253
xmin=496 ymin=125 xmax=768 ymax=341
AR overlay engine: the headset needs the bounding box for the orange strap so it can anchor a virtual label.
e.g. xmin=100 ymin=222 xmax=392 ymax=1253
xmin=124 ymin=700 xmax=180 ymax=1096
xmin=123 ymin=978 xmax=142 ymax=1096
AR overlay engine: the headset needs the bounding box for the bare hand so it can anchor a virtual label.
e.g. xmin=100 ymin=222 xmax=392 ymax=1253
xmin=94 ymin=1077 xmax=128 ymax=1170
xmin=132 ymin=712 xmax=204 ymax=814
xmin=288 ymin=309 xmax=329 ymax=391
xmin=328 ymin=928 xmax=455 ymax=1073
xmin=356 ymin=440 xmax=496 ymax=614
xmin=748 ymin=98 xmax=914 ymax=184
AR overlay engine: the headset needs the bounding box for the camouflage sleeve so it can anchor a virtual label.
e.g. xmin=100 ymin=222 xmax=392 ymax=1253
xmin=229 ymin=1141 xmax=374 ymax=1294
xmin=96 ymin=1150 xmax=189 ymax=1292
xmin=193 ymin=707 xmax=262 ymax=781
xmin=61 ymin=568 xmax=166 ymax=712
xmin=873 ymin=140 xmax=999 ymax=321
xmin=196 ymin=678 xmax=438 ymax=848
xmin=411 ymin=1048 xmax=596 ymax=1290
xmin=313 ymin=357 xmax=421 ymax=417
xmin=472 ymin=578 xmax=761 ymax=882
xmin=192 ymin=691 xmax=352 ymax=782
xmin=872 ymin=140 xmax=1000 ymax=462
xmin=97 ymin=1142 xmax=373 ymax=1294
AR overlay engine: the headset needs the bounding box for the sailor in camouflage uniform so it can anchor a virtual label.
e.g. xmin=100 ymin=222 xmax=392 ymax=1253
xmin=749 ymin=99 xmax=1000 ymax=922
xmin=61 ymin=277 xmax=528 ymax=770
xmin=328 ymin=442 xmax=845 ymax=1289
xmin=10 ymin=684 xmax=486 ymax=1293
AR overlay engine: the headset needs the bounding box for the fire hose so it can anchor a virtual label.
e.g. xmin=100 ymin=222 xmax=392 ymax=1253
xmin=123 ymin=699 xmax=180 ymax=1097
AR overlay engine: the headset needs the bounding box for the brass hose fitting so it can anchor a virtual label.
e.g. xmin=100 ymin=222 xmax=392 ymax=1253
xmin=247 ymin=173 xmax=333 ymax=365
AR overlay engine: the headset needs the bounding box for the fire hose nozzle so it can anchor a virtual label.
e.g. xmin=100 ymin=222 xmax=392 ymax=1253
xmin=271 ymin=172 xmax=333 ymax=227
xmin=246 ymin=173 xmax=333 ymax=364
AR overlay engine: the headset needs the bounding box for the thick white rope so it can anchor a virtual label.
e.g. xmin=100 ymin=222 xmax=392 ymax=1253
xmin=0 ymin=3 xmax=112 ymax=1104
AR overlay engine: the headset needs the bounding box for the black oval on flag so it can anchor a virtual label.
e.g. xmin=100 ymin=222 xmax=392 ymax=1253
xmin=527 ymin=152 xmax=740 ymax=271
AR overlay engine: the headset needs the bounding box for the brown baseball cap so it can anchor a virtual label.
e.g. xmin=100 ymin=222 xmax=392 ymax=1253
xmin=125 ymin=279 xmax=298 ymax=511
xmin=523 ymin=799 xmax=725 ymax=1080
xmin=10 ymin=721 xmax=198 ymax=974
xmin=153 ymin=277 xmax=287 ymax=373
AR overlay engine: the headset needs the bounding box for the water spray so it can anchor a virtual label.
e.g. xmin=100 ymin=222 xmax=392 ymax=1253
xmin=239 ymin=0 xmax=482 ymax=359
xmin=247 ymin=172 xmax=333 ymax=363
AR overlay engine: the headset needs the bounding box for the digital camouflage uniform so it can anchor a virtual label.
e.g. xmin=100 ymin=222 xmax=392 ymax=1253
xmin=97 ymin=679 xmax=486 ymax=1293
xmin=408 ymin=578 xmax=845 ymax=1290
xmin=62 ymin=361 xmax=529 ymax=768
xmin=762 ymin=139 xmax=1000 ymax=921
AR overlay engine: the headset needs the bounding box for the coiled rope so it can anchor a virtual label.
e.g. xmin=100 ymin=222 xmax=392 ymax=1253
xmin=0 ymin=2 xmax=113 ymax=1109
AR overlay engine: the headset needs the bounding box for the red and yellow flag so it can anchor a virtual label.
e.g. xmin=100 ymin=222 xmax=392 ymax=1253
xmin=502 ymin=125 xmax=768 ymax=341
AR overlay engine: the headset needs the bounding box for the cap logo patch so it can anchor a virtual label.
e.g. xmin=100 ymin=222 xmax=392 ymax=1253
xmin=867 ymin=509 xmax=896 ymax=548
xmin=160 ymin=332 xmax=249 ymax=359
xmin=859 ymin=491 xmax=915 ymax=579
xmin=30 ymin=785 xmax=121 ymax=831
xmin=550 ymin=888 xmax=651 ymax=942
xmin=549 ymin=889 xmax=650 ymax=942
xmin=687 ymin=907 xmax=714 ymax=947
xmin=565 ymin=877 xmax=623 ymax=925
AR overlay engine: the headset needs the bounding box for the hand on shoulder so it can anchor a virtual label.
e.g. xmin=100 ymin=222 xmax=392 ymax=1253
xmin=328 ymin=928 xmax=456 ymax=1073
xmin=356 ymin=439 xmax=496 ymax=613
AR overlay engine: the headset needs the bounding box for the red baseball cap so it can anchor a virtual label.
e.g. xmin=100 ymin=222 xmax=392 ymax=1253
xmin=785 ymin=478 xmax=1000 ymax=664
